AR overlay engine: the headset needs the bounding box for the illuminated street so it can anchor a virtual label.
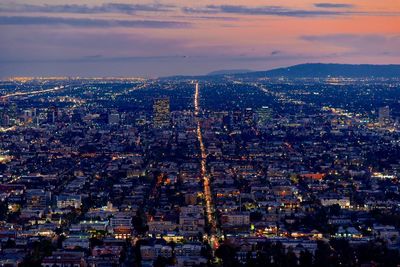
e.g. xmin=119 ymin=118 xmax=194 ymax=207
xmin=194 ymin=82 xmax=220 ymax=250
xmin=0 ymin=85 xmax=66 ymax=100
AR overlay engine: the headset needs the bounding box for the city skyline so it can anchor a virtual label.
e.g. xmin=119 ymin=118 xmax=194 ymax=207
xmin=1 ymin=75 xmax=400 ymax=266
xmin=1 ymin=0 xmax=400 ymax=78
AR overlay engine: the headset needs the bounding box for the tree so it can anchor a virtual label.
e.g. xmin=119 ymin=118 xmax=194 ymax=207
xmin=133 ymin=208 xmax=148 ymax=234
xmin=299 ymin=250 xmax=313 ymax=267
xmin=154 ymin=256 xmax=168 ymax=267
xmin=3 ymin=238 xmax=16 ymax=249
xmin=89 ymin=237 xmax=103 ymax=248
xmin=271 ymin=242 xmax=286 ymax=267
xmin=215 ymin=243 xmax=240 ymax=267
xmin=250 ymin=211 xmax=263 ymax=222
xmin=328 ymin=204 xmax=341 ymax=216
xmin=0 ymin=201 xmax=8 ymax=220
xmin=330 ymin=239 xmax=355 ymax=266
xmin=314 ymin=241 xmax=334 ymax=267
xmin=285 ymin=249 xmax=298 ymax=267
xmin=23 ymin=239 xmax=55 ymax=266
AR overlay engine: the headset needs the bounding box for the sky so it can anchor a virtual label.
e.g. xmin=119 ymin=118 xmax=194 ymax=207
xmin=0 ymin=0 xmax=399 ymax=77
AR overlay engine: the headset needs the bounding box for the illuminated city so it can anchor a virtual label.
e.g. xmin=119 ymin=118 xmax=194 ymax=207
xmin=1 ymin=0 xmax=400 ymax=266
xmin=1 ymin=72 xmax=400 ymax=266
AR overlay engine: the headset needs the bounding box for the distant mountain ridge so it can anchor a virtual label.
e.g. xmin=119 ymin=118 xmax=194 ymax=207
xmin=163 ymin=63 xmax=400 ymax=80
xmin=207 ymin=69 xmax=253 ymax=76
xmin=240 ymin=63 xmax=400 ymax=78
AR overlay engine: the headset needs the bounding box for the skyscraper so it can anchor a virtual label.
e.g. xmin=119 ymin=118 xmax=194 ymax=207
xmin=255 ymin=106 xmax=272 ymax=127
xmin=47 ymin=106 xmax=59 ymax=124
xmin=153 ymin=97 xmax=170 ymax=128
xmin=108 ymin=112 xmax=120 ymax=125
xmin=243 ymin=108 xmax=254 ymax=126
xmin=379 ymin=106 xmax=390 ymax=126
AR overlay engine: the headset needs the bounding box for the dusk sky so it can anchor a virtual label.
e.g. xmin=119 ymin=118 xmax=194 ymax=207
xmin=0 ymin=0 xmax=399 ymax=77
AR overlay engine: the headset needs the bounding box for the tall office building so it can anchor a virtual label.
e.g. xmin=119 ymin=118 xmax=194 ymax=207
xmin=47 ymin=106 xmax=59 ymax=124
xmin=23 ymin=108 xmax=36 ymax=123
xmin=255 ymin=106 xmax=272 ymax=127
xmin=153 ymin=97 xmax=170 ymax=128
xmin=108 ymin=112 xmax=120 ymax=125
xmin=379 ymin=106 xmax=390 ymax=126
xmin=243 ymin=108 xmax=254 ymax=126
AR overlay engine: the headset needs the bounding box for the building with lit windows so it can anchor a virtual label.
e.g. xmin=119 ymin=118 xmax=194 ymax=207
xmin=379 ymin=106 xmax=390 ymax=125
xmin=153 ymin=97 xmax=170 ymax=128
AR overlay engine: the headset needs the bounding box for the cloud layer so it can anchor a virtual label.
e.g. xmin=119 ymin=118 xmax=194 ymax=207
xmin=314 ymin=3 xmax=355 ymax=8
xmin=0 ymin=3 xmax=175 ymax=14
xmin=182 ymin=5 xmax=349 ymax=17
xmin=0 ymin=16 xmax=190 ymax=28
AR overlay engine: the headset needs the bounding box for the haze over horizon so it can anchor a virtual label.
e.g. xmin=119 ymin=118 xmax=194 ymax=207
xmin=1 ymin=0 xmax=399 ymax=77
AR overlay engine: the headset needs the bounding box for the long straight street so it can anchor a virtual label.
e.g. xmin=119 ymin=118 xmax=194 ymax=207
xmin=194 ymin=82 xmax=219 ymax=250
